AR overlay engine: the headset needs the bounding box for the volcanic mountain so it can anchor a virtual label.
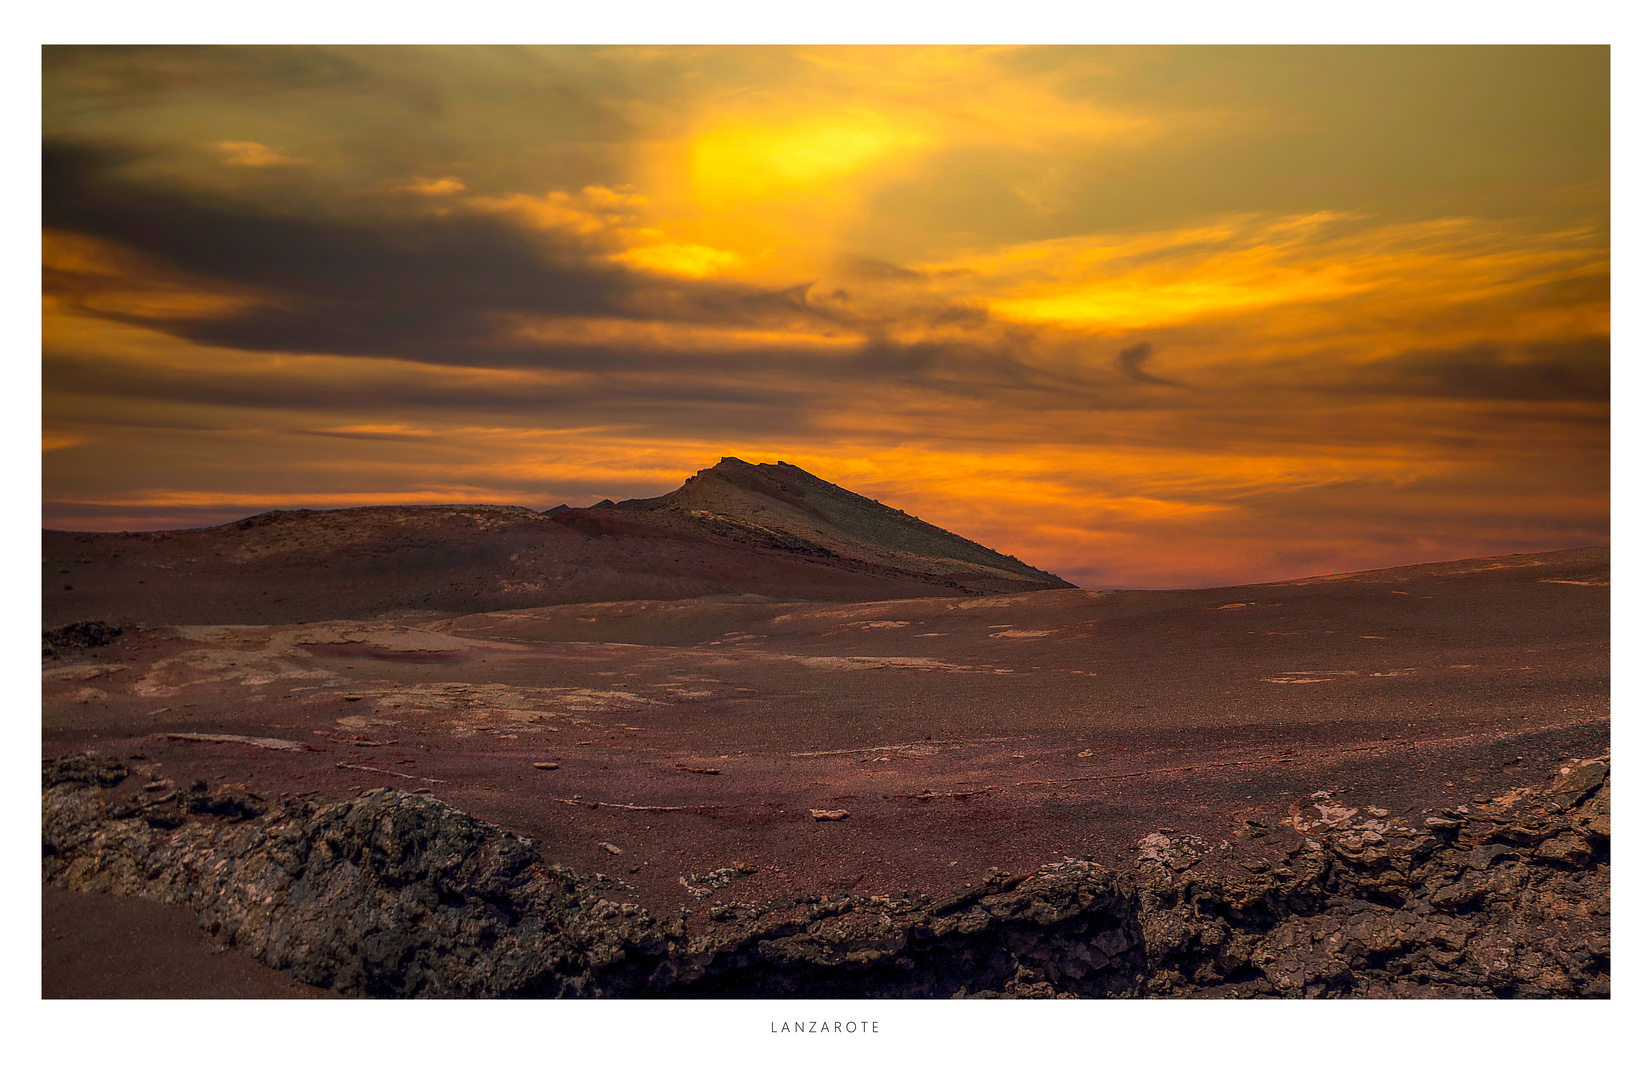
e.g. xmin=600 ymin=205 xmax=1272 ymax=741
xmin=42 ymin=458 xmax=1072 ymax=626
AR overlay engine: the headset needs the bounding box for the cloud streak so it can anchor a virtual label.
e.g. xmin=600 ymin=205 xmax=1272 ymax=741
xmin=1114 ymin=343 xmax=1175 ymax=386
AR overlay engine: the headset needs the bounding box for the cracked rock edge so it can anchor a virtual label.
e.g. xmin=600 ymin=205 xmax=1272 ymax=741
xmin=41 ymin=753 xmax=1609 ymax=998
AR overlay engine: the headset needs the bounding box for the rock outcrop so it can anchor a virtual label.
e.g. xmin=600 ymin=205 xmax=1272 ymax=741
xmin=42 ymin=754 xmax=1608 ymax=998
xmin=42 ymin=619 xmax=122 ymax=659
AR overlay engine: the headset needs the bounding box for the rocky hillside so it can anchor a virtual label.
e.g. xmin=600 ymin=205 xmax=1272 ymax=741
xmin=43 ymin=752 xmax=1608 ymax=998
xmin=42 ymin=461 xmax=1069 ymax=626
xmin=602 ymin=458 xmax=1069 ymax=590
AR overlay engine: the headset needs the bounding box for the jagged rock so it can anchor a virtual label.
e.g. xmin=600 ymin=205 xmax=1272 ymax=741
xmin=1548 ymin=759 xmax=1607 ymax=798
xmin=43 ymin=620 xmax=122 ymax=657
xmin=1136 ymin=832 xmax=1210 ymax=873
xmin=1534 ymin=834 xmax=1593 ymax=867
xmin=41 ymin=754 xmax=1610 ymax=999
xmin=174 ymin=780 xmax=268 ymax=820
xmin=42 ymin=752 xmax=127 ymax=789
xmin=43 ymin=773 xmax=671 ymax=997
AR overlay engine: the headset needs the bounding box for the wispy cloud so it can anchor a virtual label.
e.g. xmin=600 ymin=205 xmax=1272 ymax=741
xmin=211 ymin=140 xmax=309 ymax=167
xmin=1113 ymin=343 xmax=1175 ymax=386
xmin=384 ymin=176 xmax=467 ymax=196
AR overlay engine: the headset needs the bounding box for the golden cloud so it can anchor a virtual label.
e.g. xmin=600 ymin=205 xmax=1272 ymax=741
xmin=43 ymin=230 xmax=270 ymax=323
xmin=469 ymin=184 xmax=747 ymax=279
xmin=211 ymin=141 xmax=309 ymax=167
xmin=932 ymin=213 xmax=1606 ymax=335
xmin=468 ymin=185 xmax=644 ymax=236
xmin=385 ymin=176 xmax=468 ymax=196
xmin=499 ymin=316 xmax=858 ymax=353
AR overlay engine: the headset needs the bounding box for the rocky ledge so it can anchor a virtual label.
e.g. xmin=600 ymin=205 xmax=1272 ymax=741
xmin=42 ymin=753 xmax=1608 ymax=998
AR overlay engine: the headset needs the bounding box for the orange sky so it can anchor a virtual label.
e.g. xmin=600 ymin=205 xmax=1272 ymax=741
xmin=42 ymin=45 xmax=1608 ymax=587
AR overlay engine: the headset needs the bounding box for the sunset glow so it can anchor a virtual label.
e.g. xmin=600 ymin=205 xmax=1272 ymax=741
xmin=42 ymin=45 xmax=1608 ymax=587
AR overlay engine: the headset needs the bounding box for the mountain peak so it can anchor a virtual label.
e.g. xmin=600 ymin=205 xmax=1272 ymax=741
xmin=617 ymin=457 xmax=1071 ymax=590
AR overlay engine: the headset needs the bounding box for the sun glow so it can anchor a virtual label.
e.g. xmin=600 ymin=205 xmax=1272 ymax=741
xmin=688 ymin=112 xmax=933 ymax=206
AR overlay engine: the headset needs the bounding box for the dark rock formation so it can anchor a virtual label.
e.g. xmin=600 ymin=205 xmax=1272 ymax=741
xmin=42 ymin=753 xmax=1608 ymax=998
xmin=42 ymin=620 xmax=122 ymax=658
xmin=42 ymin=763 xmax=670 ymax=997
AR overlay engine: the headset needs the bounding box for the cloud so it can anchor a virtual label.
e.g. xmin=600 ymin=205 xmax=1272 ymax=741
xmin=43 ymin=228 xmax=268 ymax=323
xmin=45 ymin=139 xmax=1606 ymax=408
xmin=44 ymin=142 xmax=637 ymax=363
xmin=501 ymin=316 xmax=857 ymax=355
xmin=470 ymin=185 xmax=745 ymax=279
xmin=212 ymin=141 xmax=309 ymax=167
xmin=930 ymin=212 xmax=1608 ymax=338
xmin=43 ymin=143 xmax=832 ymax=368
xmin=42 ymin=342 xmax=819 ymax=435
xmin=385 ymin=176 xmax=467 ymax=196
xmin=467 ymin=185 xmax=645 ymax=237
xmin=46 ymin=46 xmax=371 ymax=106
xmin=1113 ymin=342 xmax=1176 ymax=386
xmin=1334 ymin=340 xmax=1608 ymax=403
xmin=297 ymin=424 xmax=441 ymax=442
xmin=39 ymin=48 xmax=1609 ymax=587
xmin=611 ymin=241 xmax=743 ymax=279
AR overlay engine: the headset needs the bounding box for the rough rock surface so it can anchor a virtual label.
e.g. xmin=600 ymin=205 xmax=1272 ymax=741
xmin=42 ymin=620 xmax=123 ymax=658
xmin=43 ymin=753 xmax=1608 ymax=998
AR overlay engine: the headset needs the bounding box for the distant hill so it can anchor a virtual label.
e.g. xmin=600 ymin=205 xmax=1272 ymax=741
xmin=573 ymin=457 xmax=1069 ymax=589
xmin=42 ymin=458 xmax=1073 ymax=626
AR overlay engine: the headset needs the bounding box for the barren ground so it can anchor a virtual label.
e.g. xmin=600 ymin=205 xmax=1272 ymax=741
xmin=41 ymin=547 xmax=1608 ymax=996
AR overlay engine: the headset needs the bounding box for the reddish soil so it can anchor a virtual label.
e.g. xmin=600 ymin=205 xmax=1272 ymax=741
xmin=42 ymin=546 xmax=1607 ymax=995
xmin=42 ymin=886 xmax=338 ymax=998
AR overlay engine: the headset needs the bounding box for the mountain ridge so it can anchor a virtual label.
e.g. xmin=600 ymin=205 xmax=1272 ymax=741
xmin=42 ymin=458 xmax=1072 ymax=626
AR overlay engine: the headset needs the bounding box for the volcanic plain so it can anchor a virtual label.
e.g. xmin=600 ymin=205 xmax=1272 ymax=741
xmin=41 ymin=460 xmax=1609 ymax=996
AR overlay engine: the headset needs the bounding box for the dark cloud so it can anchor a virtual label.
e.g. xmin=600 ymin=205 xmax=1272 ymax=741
xmin=43 ymin=140 xmax=1203 ymax=416
xmin=44 ymin=141 xmax=628 ymax=361
xmin=43 ymin=46 xmax=377 ymax=115
xmin=1336 ymin=340 xmax=1609 ymax=402
xmin=43 ymin=140 xmax=847 ymax=371
xmin=931 ymin=305 xmax=991 ymax=327
xmin=840 ymin=257 xmax=926 ymax=281
xmin=1113 ymin=342 xmax=1177 ymax=386
xmin=841 ymin=334 xmax=1186 ymax=414
xmin=42 ymin=352 xmax=817 ymax=436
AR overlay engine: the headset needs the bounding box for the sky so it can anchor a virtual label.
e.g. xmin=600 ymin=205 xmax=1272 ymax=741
xmin=40 ymin=44 xmax=1610 ymax=588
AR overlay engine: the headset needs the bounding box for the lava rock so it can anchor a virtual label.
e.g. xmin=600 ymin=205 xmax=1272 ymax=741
xmin=41 ymin=753 xmax=1610 ymax=999
xmin=43 ymin=620 xmax=123 ymax=657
